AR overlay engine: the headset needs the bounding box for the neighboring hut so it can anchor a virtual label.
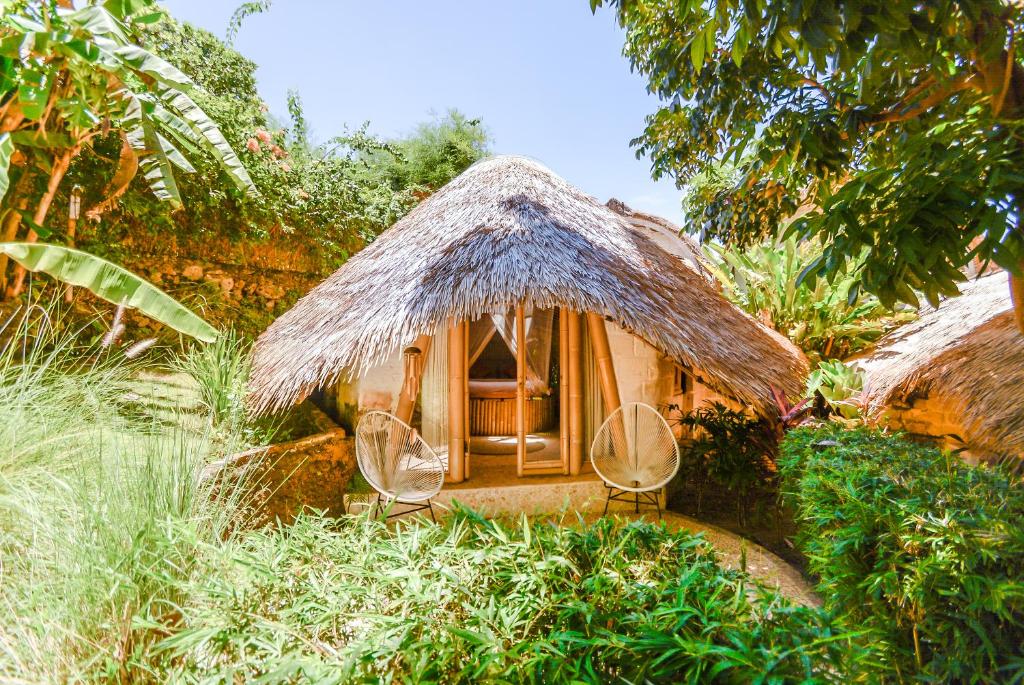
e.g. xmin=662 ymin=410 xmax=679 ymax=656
xmin=250 ymin=155 xmax=807 ymax=483
xmin=858 ymin=271 xmax=1024 ymax=462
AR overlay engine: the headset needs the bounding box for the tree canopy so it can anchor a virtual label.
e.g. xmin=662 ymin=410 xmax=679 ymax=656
xmin=594 ymin=0 xmax=1024 ymax=331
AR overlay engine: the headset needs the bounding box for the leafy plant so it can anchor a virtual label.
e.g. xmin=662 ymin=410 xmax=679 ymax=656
xmin=0 ymin=0 xmax=254 ymax=296
xmin=704 ymin=236 xmax=913 ymax=361
xmin=780 ymin=426 xmax=1024 ymax=682
xmin=806 ymin=360 xmax=864 ymax=420
xmin=594 ymin=0 xmax=1024 ymax=331
xmin=0 ymin=241 xmax=216 ymax=341
xmin=141 ymin=509 xmax=870 ymax=682
xmin=173 ymin=328 xmax=250 ymax=428
xmin=676 ymin=402 xmax=776 ymax=523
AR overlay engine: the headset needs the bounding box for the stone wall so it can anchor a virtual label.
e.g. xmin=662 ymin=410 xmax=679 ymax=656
xmin=84 ymin=231 xmax=330 ymax=340
xmin=877 ymin=395 xmax=977 ymax=461
xmin=214 ymin=405 xmax=356 ymax=525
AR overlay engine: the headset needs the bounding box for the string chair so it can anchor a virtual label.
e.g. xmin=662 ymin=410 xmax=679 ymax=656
xmin=590 ymin=402 xmax=679 ymax=517
xmin=355 ymin=410 xmax=445 ymax=522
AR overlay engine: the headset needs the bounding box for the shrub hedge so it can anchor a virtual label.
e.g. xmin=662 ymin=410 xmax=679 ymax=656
xmin=779 ymin=426 xmax=1024 ymax=682
xmin=147 ymin=510 xmax=873 ymax=683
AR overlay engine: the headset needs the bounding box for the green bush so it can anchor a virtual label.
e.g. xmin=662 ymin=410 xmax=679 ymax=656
xmin=675 ymin=402 xmax=776 ymax=523
xmin=147 ymin=510 xmax=871 ymax=682
xmin=779 ymin=426 xmax=1024 ymax=682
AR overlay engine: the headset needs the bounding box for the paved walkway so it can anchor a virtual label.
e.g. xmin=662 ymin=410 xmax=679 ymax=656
xmin=578 ymin=511 xmax=821 ymax=607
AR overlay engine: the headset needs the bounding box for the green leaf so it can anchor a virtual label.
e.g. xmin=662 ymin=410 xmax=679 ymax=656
xmin=0 ymin=132 xmax=13 ymax=202
xmin=0 ymin=242 xmax=217 ymax=342
xmin=158 ymin=86 xmax=256 ymax=195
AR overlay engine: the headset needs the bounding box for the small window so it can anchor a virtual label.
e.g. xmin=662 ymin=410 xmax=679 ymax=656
xmin=673 ymin=366 xmax=689 ymax=396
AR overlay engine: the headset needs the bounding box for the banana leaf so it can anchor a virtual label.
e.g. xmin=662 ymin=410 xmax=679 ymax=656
xmin=0 ymin=242 xmax=217 ymax=342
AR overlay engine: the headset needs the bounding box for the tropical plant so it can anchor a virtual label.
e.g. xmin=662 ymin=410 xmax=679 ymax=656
xmin=593 ymin=0 xmax=1024 ymax=332
xmin=0 ymin=0 xmax=254 ymax=296
xmin=676 ymin=401 xmax=775 ymax=523
xmin=780 ymin=426 xmax=1024 ymax=682
xmin=0 ymin=305 xmax=260 ymax=680
xmin=806 ymin=359 xmax=864 ymax=420
xmin=704 ymin=236 xmax=914 ymax=361
xmin=173 ymin=327 xmax=250 ymax=427
xmin=1 ymin=241 xmax=216 ymax=341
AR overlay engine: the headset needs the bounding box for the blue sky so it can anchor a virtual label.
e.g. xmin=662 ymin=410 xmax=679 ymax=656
xmin=164 ymin=0 xmax=687 ymax=224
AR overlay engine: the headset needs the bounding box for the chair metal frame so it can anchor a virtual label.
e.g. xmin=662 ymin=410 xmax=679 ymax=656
xmin=589 ymin=402 xmax=680 ymax=518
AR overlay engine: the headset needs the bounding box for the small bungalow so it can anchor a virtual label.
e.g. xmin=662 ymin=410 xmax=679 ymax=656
xmin=858 ymin=270 xmax=1024 ymax=463
xmin=249 ymin=156 xmax=806 ymax=486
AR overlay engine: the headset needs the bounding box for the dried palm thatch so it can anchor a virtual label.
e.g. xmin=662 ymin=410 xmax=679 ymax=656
xmin=859 ymin=271 xmax=1024 ymax=459
xmin=249 ymin=156 xmax=807 ymax=416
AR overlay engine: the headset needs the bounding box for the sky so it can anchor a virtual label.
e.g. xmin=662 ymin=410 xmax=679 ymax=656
xmin=163 ymin=0 xmax=687 ymax=224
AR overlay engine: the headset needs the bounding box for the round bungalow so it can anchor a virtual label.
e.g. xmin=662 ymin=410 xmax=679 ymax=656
xmin=249 ymin=155 xmax=807 ymax=483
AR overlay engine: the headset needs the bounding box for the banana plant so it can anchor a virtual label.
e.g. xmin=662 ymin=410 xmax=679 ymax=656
xmin=0 ymin=0 xmax=255 ymax=295
xmin=704 ymin=237 xmax=915 ymax=361
xmin=0 ymin=241 xmax=217 ymax=342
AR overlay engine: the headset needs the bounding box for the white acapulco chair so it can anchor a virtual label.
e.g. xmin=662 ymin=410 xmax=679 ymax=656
xmin=590 ymin=402 xmax=680 ymax=517
xmin=355 ymin=410 xmax=446 ymax=522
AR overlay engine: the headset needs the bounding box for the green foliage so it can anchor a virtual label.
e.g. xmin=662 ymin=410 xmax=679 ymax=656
xmin=0 ymin=0 xmax=255 ymax=204
xmin=0 ymin=306 xmax=259 ymax=679
xmin=593 ymin=0 xmax=1024 ymax=313
xmin=805 ymin=360 xmax=864 ymax=419
xmin=144 ymin=510 xmax=868 ymax=682
xmin=173 ymin=328 xmax=250 ymax=427
xmin=704 ymin=235 xmax=914 ymax=361
xmin=676 ymin=402 xmax=775 ymax=522
xmin=0 ymin=241 xmax=217 ymax=341
xmin=779 ymin=426 xmax=1024 ymax=682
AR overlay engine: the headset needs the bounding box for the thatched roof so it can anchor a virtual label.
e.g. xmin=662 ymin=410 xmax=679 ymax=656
xmin=858 ymin=271 xmax=1024 ymax=458
xmin=249 ymin=155 xmax=807 ymax=415
xmin=604 ymin=198 xmax=710 ymax=280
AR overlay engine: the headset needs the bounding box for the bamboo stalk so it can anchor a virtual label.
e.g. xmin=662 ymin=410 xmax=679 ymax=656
xmin=395 ymin=334 xmax=432 ymax=425
xmin=559 ymin=308 xmax=570 ymax=475
xmin=567 ymin=309 xmax=584 ymax=475
xmin=586 ymin=312 xmax=622 ymax=415
xmin=447 ymin=320 xmax=466 ymax=483
xmin=464 ymin=320 xmax=471 ymax=479
xmin=515 ymin=305 xmax=527 ymax=477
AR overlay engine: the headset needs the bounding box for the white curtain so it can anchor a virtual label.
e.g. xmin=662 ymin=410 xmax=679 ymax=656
xmin=420 ymin=325 xmax=448 ymax=461
xmin=488 ymin=305 xmax=555 ymax=395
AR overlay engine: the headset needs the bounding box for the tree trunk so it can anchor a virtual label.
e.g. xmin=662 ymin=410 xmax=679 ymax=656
xmin=0 ymin=170 xmax=32 ymax=292
xmin=5 ymin=148 xmax=76 ymax=299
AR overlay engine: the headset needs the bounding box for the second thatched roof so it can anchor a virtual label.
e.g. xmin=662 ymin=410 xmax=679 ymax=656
xmin=858 ymin=271 xmax=1024 ymax=459
xmin=249 ymin=155 xmax=807 ymax=415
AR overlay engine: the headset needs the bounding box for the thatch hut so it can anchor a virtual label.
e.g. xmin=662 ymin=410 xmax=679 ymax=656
xmin=857 ymin=271 xmax=1024 ymax=462
xmin=250 ymin=155 xmax=806 ymax=482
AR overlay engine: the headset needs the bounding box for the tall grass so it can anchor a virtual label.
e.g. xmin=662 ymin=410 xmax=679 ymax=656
xmin=0 ymin=307 xmax=258 ymax=681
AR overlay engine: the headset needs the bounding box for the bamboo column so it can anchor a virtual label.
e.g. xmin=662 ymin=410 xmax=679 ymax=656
xmin=463 ymin=320 xmax=471 ymax=479
xmin=586 ymin=312 xmax=622 ymax=416
xmin=558 ymin=309 xmax=570 ymax=475
xmin=447 ymin=320 xmax=467 ymax=483
xmin=515 ymin=305 xmax=527 ymax=477
xmin=566 ymin=309 xmax=584 ymax=475
xmin=395 ymin=334 xmax=432 ymax=425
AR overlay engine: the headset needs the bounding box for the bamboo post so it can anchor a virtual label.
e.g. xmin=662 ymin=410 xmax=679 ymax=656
xmin=448 ymin=321 xmax=466 ymax=483
xmin=515 ymin=305 xmax=527 ymax=477
xmin=586 ymin=312 xmax=622 ymax=416
xmin=395 ymin=334 xmax=432 ymax=425
xmin=464 ymin=320 xmax=471 ymax=479
xmin=587 ymin=312 xmax=629 ymax=478
xmin=558 ymin=309 xmax=570 ymax=475
xmin=566 ymin=310 xmax=584 ymax=475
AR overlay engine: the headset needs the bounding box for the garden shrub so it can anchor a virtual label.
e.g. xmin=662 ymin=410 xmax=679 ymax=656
xmin=674 ymin=402 xmax=776 ymax=524
xmin=147 ymin=510 xmax=872 ymax=683
xmin=779 ymin=426 xmax=1024 ymax=682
